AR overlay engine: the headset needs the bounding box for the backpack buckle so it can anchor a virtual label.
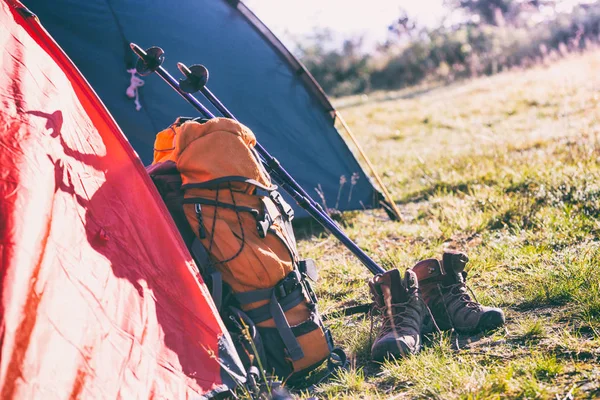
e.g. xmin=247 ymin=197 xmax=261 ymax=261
xmin=270 ymin=191 xmax=294 ymax=221
xmin=256 ymin=212 xmax=274 ymax=238
xmin=275 ymin=270 xmax=301 ymax=299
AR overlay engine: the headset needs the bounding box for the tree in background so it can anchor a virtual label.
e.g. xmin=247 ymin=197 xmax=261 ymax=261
xmin=445 ymin=0 xmax=557 ymax=26
xmin=448 ymin=0 xmax=514 ymax=25
xmin=386 ymin=11 xmax=418 ymax=42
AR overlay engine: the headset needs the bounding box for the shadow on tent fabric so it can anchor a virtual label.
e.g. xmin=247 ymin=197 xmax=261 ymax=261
xmin=25 ymin=109 xmax=226 ymax=395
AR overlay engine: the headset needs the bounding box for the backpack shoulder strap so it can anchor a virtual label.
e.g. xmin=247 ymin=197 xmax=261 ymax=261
xmin=191 ymin=238 xmax=223 ymax=312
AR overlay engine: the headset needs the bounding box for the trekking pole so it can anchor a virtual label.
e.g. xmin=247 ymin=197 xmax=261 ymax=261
xmin=176 ymin=62 xmax=336 ymax=221
xmin=131 ymin=44 xmax=385 ymax=276
xmin=174 ymin=62 xmax=386 ymax=276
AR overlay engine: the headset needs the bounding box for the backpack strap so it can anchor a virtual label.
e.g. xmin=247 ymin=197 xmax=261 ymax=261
xmin=190 ymin=237 xmax=223 ymax=312
xmin=270 ymin=191 xmax=298 ymax=260
xmin=259 ymin=195 xmax=298 ymax=261
xmin=298 ymin=259 xmax=318 ymax=282
xmin=233 ymin=270 xmax=307 ymax=361
xmin=182 ymin=176 xmax=277 ymax=192
xmin=232 ymin=267 xmax=337 ymax=365
xmin=269 ymin=190 xmax=294 ymax=221
xmin=269 ymin=191 xmax=295 ymax=244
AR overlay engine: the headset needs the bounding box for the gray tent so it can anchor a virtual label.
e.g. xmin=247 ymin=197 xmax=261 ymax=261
xmin=23 ymin=0 xmax=385 ymax=217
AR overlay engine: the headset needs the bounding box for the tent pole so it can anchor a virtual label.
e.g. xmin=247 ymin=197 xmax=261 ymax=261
xmin=334 ymin=111 xmax=403 ymax=222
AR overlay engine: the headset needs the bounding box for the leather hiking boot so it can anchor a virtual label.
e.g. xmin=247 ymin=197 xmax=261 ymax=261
xmin=369 ymin=268 xmax=428 ymax=361
xmin=411 ymin=250 xmax=505 ymax=335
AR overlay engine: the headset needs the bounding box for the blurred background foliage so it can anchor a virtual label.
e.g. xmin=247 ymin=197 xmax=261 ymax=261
xmin=293 ymin=0 xmax=600 ymax=96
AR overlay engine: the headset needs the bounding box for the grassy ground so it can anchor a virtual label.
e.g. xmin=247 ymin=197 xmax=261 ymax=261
xmin=298 ymin=50 xmax=600 ymax=399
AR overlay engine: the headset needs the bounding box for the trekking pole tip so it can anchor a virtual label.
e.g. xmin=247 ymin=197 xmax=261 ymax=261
xmin=129 ymin=43 xmax=145 ymax=58
xmin=177 ymin=64 xmax=209 ymax=93
xmin=177 ymin=62 xmax=191 ymax=77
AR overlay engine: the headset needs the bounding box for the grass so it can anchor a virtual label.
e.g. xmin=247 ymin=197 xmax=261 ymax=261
xmin=297 ymin=50 xmax=600 ymax=399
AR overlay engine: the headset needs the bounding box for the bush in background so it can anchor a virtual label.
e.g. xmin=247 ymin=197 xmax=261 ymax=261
xmin=296 ymin=30 xmax=372 ymax=97
xmin=295 ymin=1 xmax=600 ymax=96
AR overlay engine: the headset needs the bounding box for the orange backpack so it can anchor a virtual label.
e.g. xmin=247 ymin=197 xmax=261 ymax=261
xmin=149 ymin=117 xmax=340 ymax=382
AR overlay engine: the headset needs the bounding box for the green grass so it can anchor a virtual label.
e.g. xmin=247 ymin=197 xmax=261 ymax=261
xmin=298 ymin=50 xmax=600 ymax=398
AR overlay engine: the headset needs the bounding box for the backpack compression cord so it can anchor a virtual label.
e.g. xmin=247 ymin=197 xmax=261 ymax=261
xmin=130 ymin=43 xmax=386 ymax=276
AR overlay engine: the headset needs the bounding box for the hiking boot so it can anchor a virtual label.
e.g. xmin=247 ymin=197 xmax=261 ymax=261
xmin=411 ymin=250 xmax=505 ymax=334
xmin=369 ymin=268 xmax=428 ymax=361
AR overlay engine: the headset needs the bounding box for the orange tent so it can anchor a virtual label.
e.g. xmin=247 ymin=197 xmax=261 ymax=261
xmin=0 ymin=1 xmax=245 ymax=398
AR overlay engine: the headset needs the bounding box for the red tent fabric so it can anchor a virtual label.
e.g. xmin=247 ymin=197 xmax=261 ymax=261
xmin=0 ymin=1 xmax=244 ymax=398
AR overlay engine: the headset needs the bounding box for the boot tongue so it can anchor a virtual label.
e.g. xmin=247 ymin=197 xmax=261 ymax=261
xmin=442 ymin=250 xmax=469 ymax=284
xmin=381 ymin=268 xmax=409 ymax=304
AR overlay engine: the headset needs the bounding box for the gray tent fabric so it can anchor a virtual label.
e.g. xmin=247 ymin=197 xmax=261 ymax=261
xmin=23 ymin=0 xmax=380 ymax=217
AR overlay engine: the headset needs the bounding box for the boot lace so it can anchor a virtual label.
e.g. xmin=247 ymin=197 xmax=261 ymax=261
xmin=435 ymin=282 xmax=482 ymax=351
xmin=376 ymin=302 xmax=416 ymax=336
xmin=441 ymin=281 xmax=482 ymax=311
xmin=369 ymin=296 xmax=440 ymax=349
